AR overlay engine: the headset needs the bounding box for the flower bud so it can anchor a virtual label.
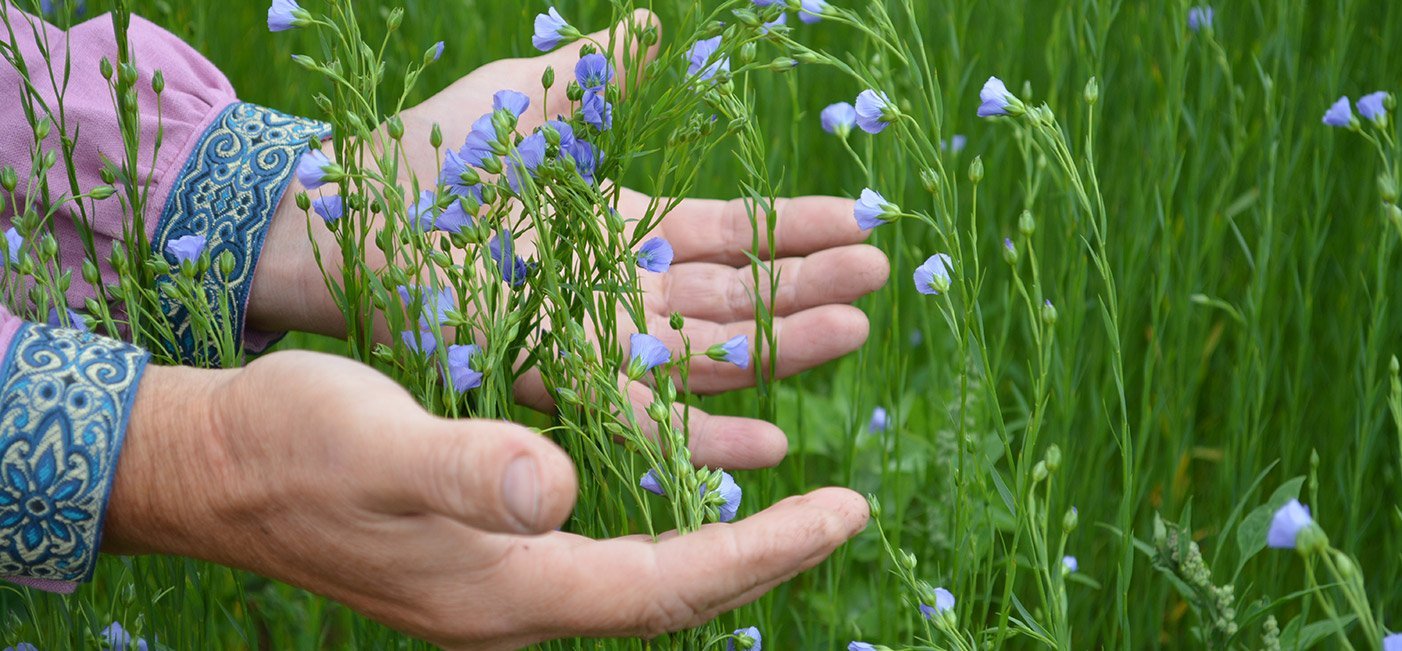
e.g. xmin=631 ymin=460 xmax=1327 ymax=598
xmin=1063 ymin=506 xmax=1079 ymax=532
xmin=642 ymin=25 xmax=660 ymax=45
xmin=290 ymin=54 xmax=317 ymax=71
xmin=556 ymin=387 xmax=580 ymax=405
xmin=430 ymin=123 xmax=443 ymax=149
xmin=542 ymin=65 xmax=555 ymax=90
xmin=1391 ymin=355 xmax=1399 ymax=375
xmin=35 ymin=118 xmax=51 ymax=141
xmin=1153 ymin=513 xmax=1167 ymax=547
xmin=767 ymin=57 xmax=798 ymax=72
xmin=1018 ymin=210 xmax=1036 ymax=236
xmin=739 ymin=42 xmax=757 ymax=64
xmin=795 ymin=51 xmax=825 ymax=65
xmin=152 ymin=70 xmax=165 ymax=95
xmin=1001 ymin=238 xmax=1018 ymax=265
xmin=387 ymin=115 xmax=405 ymax=141
xmin=1044 ymin=444 xmax=1062 ymax=472
xmin=968 ymin=155 xmax=984 ymax=184
xmin=1041 ymin=300 xmax=1058 ymax=325
xmin=82 ymin=259 xmax=100 ymax=285
xmin=543 ymin=124 xmax=561 ymax=148
xmin=386 ymin=7 xmax=404 ymax=31
xmin=867 ymin=494 xmax=882 ymax=518
xmin=898 ymin=550 xmax=918 ymax=570
xmin=1032 ymin=460 xmax=1048 ymax=482
xmin=99 ymin=164 xmax=117 ymax=184
xmin=1294 ymin=522 xmax=1328 ymax=556
xmin=669 ymin=312 xmax=685 ymax=331
xmin=99 ymin=57 xmax=113 ymax=80
xmin=1083 ymin=76 xmax=1099 ymax=106
xmin=1379 ymin=174 xmax=1398 ymax=204
xmin=0 ymin=167 xmax=15 ymax=192
xmin=1332 ymin=551 xmax=1357 ymax=581
xmin=920 ymin=168 xmax=939 ymax=193
xmin=219 ymin=251 xmax=237 ymax=278
xmin=566 ymin=81 xmax=584 ymax=102
xmin=90 ymin=185 xmax=115 ymax=200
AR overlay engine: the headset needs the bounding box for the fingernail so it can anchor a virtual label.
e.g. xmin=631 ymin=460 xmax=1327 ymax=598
xmin=502 ymin=456 xmax=541 ymax=531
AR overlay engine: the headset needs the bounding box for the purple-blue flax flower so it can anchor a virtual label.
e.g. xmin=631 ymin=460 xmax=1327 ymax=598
xmin=1384 ymin=634 xmax=1402 ymax=651
xmin=635 ymin=237 xmax=673 ymax=273
xmin=869 ymin=406 xmax=889 ymax=433
xmin=1357 ymin=91 xmax=1390 ymax=123
xmin=915 ymin=253 xmax=954 ymax=295
xmin=506 ymin=132 xmax=549 ymax=193
xmin=687 ymin=36 xmax=730 ymax=82
xmin=1267 ymin=498 xmax=1317 ymax=551
xmin=1187 ymin=6 xmax=1213 ymax=32
xmin=532 ymin=7 xmax=579 ymax=52
xmin=943 ymin=134 xmax=968 ymax=154
xmin=582 ymin=91 xmax=614 ymax=131
xmin=713 ymin=471 xmax=742 ymax=522
xmin=848 ymin=644 xmax=877 ymax=651
xmin=854 ymin=90 xmax=897 ymax=134
xmin=575 ymin=53 xmax=614 ymax=92
xmin=407 ymin=191 xmax=472 ymax=234
xmin=798 ymin=0 xmax=829 ymax=23
xmin=48 ymin=307 xmax=87 ymax=332
xmin=919 ymin=587 xmax=956 ymax=619
xmin=752 ymin=0 xmax=781 ymax=5
xmin=546 ymin=119 xmax=577 ymax=148
xmin=640 ymin=469 xmax=665 ymax=495
xmin=489 ymin=232 xmax=531 ymax=288
xmin=460 ymin=113 xmax=501 ymax=170
xmin=101 ymin=622 xmax=149 ymax=651
xmin=1062 ymin=555 xmax=1078 ymax=573
xmin=312 ymin=195 xmax=344 ymax=223
xmin=978 ymin=76 xmax=1023 ymax=117
xmin=397 ymin=284 xmax=455 ymax=330
xmin=268 ymin=0 xmax=308 ymax=32
xmin=401 ymin=329 xmax=438 ymax=356
xmin=727 ymin=626 xmax=761 ymax=651
xmin=569 ymin=140 xmax=602 ymax=184
xmin=5 ymin=642 xmax=38 ymax=651
xmin=493 ymin=90 xmax=531 ymax=118
xmin=627 ymin=333 xmax=671 ymax=379
xmin=446 ymin=344 xmax=483 ymax=393
xmin=1322 ymin=95 xmax=1355 ymax=128
xmin=759 ymin=12 xmax=787 ymax=35
xmin=706 ymin=335 xmax=750 ymax=369
xmin=430 ymin=41 xmax=445 ymax=62
xmin=854 ymin=188 xmax=899 ymax=230
xmin=296 ymin=148 xmax=334 ymax=190
xmin=440 ymin=151 xmax=484 ymax=203
xmin=5 ymin=227 xmax=21 ymax=265
xmin=166 ymin=234 xmax=206 ymax=266
xmin=821 ymin=101 xmax=857 ymax=137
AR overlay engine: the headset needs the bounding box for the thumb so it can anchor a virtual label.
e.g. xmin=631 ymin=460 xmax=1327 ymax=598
xmin=371 ymin=417 xmax=578 ymax=535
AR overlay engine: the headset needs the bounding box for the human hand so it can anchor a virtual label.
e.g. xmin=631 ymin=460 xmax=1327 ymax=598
xmin=248 ymin=10 xmax=890 ymax=438
xmin=103 ymin=351 xmax=869 ymax=649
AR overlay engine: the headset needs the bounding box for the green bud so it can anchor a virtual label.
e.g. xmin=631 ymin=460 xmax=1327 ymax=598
xmin=35 ymin=118 xmax=51 ymax=141
xmin=57 ymin=270 xmax=71 ymax=293
xmin=566 ymin=81 xmax=584 ymax=102
xmin=479 ymin=155 xmax=503 ymax=176
xmin=219 ymin=251 xmax=237 ymax=278
xmin=1153 ymin=513 xmax=1167 ymax=547
xmin=290 ymin=54 xmax=317 ymax=71
xmin=118 ymin=63 xmax=137 ymax=88
xmin=1032 ymin=460 xmax=1048 ymax=482
xmin=90 ymin=185 xmax=115 ymax=200
xmin=898 ymin=550 xmax=918 ymax=570
xmin=0 ymin=167 xmax=15 ymax=192
xmin=738 ymin=42 xmax=757 ymax=65
xmin=1380 ymin=174 xmax=1399 ymax=204
xmin=82 ymin=259 xmax=100 ymax=285
xmin=767 ymin=57 xmax=798 ymax=72
xmin=99 ymin=164 xmax=117 ymax=184
xmin=430 ymin=123 xmax=443 ymax=149
xmin=1294 ymin=523 xmax=1328 ymax=556
xmin=152 ymin=70 xmax=165 ymax=95
xmin=1044 ymin=444 xmax=1062 ymax=472
xmin=1391 ymin=355 xmax=1399 ymax=375
xmin=424 ymin=42 xmax=444 ymax=66
xmin=1062 ymin=506 xmax=1079 ymax=532
xmin=543 ymin=124 xmax=561 ymax=147
xmin=968 ymin=155 xmax=984 ymax=184
xmin=40 ymin=235 xmax=57 ymax=259
xmin=479 ymin=183 xmax=498 ymax=204
xmin=1002 ymin=238 xmax=1018 ymax=265
xmin=920 ymin=168 xmax=939 ymax=193
xmin=386 ymin=116 xmax=405 ymax=141
xmin=795 ymin=51 xmax=825 ymax=65
xmin=867 ymin=494 xmax=882 ymax=518
xmin=295 ymin=192 xmax=311 ymax=212
xmin=1041 ymin=300 xmax=1059 ymax=325
xmin=99 ymin=57 xmax=113 ymax=80
xmin=1332 ymin=551 xmax=1358 ymax=581
xmin=1083 ymin=76 xmax=1099 ymax=106
xmin=1018 ymin=210 xmax=1036 ymax=236
xmin=669 ymin=312 xmax=685 ymax=331
xmin=542 ymin=65 xmax=556 ymax=90
xmin=429 ymin=250 xmax=453 ymax=269
xmin=556 ymin=387 xmax=580 ymax=405
xmin=646 ymin=400 xmax=669 ymax=423
xmin=41 ymin=150 xmax=57 ymax=171
xmin=386 ymin=7 xmax=404 ymax=31
xmin=458 ymin=167 xmax=481 ymax=187
xmin=702 ymin=20 xmax=726 ymax=38
xmin=642 ymin=25 xmax=659 ymax=45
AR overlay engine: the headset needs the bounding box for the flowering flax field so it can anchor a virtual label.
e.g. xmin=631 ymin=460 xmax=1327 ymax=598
xmin=4 ymin=0 xmax=1402 ymax=648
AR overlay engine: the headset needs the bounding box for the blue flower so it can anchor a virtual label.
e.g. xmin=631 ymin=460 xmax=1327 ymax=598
xmin=706 ymin=335 xmax=750 ymax=369
xmin=312 ymin=195 xmax=344 ymax=223
xmin=798 ymin=0 xmax=829 ymax=23
xmin=636 ymin=237 xmax=674 ymax=273
xmin=446 ymin=344 xmax=483 ymax=393
xmin=39 ymin=0 xmax=85 ymax=17
xmin=101 ymin=622 xmax=149 ymax=651
xmin=575 ymin=53 xmax=614 ymax=92
xmin=848 ymin=644 xmax=877 ymax=651
xmin=407 ymin=191 xmax=472 ymax=234
xmin=460 ymin=114 xmax=501 ymax=169
xmin=640 ymin=469 xmax=666 ymax=495
xmin=869 ymin=406 xmax=889 ymax=433
xmin=47 ymin=307 xmax=87 ymax=332
xmin=1322 ymin=95 xmax=1354 ymax=128
xmin=493 ymin=90 xmax=531 ymax=118
xmin=978 ymin=77 xmax=1021 ymax=117
xmin=430 ymin=41 xmax=445 ymax=62
xmin=727 ymin=626 xmax=761 ymax=651
xmin=1357 ymin=91 xmax=1390 ymax=123
xmin=506 ymin=133 xmax=549 ymax=193
xmin=1062 ymin=555 xmax=1078 ymax=573
xmin=489 ymin=232 xmax=531 ymax=288
xmin=919 ymin=587 xmax=956 ymax=619
xmin=752 ymin=0 xmax=781 ymax=5
xmin=267 ymin=0 xmax=306 ymax=32
xmin=627 ymin=333 xmax=671 ymax=379
xmin=854 ymin=188 xmax=899 ymax=230
xmin=914 ymin=254 xmax=954 ymax=295
xmin=440 ymin=150 xmax=484 ymax=203
xmin=569 ymin=140 xmax=602 ymax=184
xmin=687 ymin=36 xmax=730 ymax=82
xmin=397 ymin=284 xmax=455 ymax=331
xmin=401 ymin=329 xmax=438 ymax=356
xmin=713 ymin=471 xmax=742 ymax=522
xmin=821 ymin=102 xmax=857 ymax=137
xmin=582 ymin=91 xmax=614 ymax=131
xmin=5 ymin=227 xmax=22 ymax=265
xmin=1267 ymin=499 xmax=1314 ymax=549
xmin=5 ymin=642 xmax=38 ymax=651
xmin=296 ymin=149 xmax=333 ymax=190
xmin=1187 ymin=6 xmax=1213 ymax=32
xmin=1384 ymin=634 xmax=1402 ymax=651
xmin=855 ymin=90 xmax=897 ymax=134
xmin=166 ymin=234 xmax=206 ymax=266
xmin=943 ymin=134 xmax=968 ymax=154
xmin=532 ymin=7 xmax=578 ymax=52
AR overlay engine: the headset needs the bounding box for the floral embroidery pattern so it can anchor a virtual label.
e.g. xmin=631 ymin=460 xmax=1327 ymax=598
xmin=153 ymin=102 xmax=330 ymax=364
xmin=0 ymin=323 xmax=148 ymax=582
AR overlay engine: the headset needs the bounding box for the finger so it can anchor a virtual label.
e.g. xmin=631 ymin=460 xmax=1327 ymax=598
xmin=659 ymin=245 xmax=890 ymax=322
xmin=519 ymin=9 xmax=662 ymax=121
xmin=538 ymin=487 xmax=869 ymax=638
xmin=650 ymin=305 xmax=871 ymax=394
xmin=620 ymin=189 xmax=866 ymax=266
xmin=624 ymin=382 xmax=788 ymax=470
xmin=363 ymin=416 xmax=578 ymax=536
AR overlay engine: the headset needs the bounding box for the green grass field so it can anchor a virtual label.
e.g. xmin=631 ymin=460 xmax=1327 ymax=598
xmin=4 ymin=0 xmax=1402 ymax=648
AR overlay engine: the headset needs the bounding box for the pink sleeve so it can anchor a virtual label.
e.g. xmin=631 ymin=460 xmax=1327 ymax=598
xmin=0 ymin=8 xmax=327 ymax=363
